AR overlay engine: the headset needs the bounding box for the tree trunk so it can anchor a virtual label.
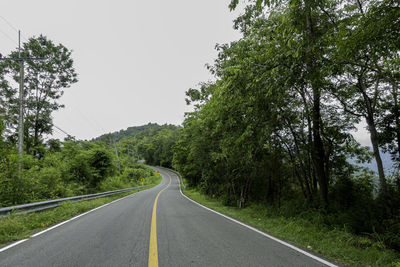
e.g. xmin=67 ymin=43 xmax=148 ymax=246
xmin=305 ymin=0 xmax=329 ymax=205
xmin=392 ymin=83 xmax=400 ymax=161
xmin=358 ymin=76 xmax=388 ymax=197
xmin=296 ymin=86 xmax=315 ymax=200
xmin=284 ymin=115 xmax=313 ymax=199
xmin=312 ymin=87 xmax=329 ymax=204
xmin=366 ymin=113 xmax=388 ymax=196
xmin=239 ymin=186 xmax=245 ymax=209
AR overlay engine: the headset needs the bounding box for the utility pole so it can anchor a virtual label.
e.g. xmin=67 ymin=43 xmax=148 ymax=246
xmin=0 ymin=30 xmax=45 ymax=158
xmin=113 ymin=140 xmax=121 ymax=173
xmin=129 ymin=145 xmax=139 ymax=163
xmin=108 ymin=135 xmax=121 ymax=173
xmin=17 ymin=30 xmax=24 ymax=157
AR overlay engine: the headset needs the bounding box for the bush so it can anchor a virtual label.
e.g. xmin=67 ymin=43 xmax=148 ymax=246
xmin=0 ymin=138 xmax=154 ymax=208
xmin=87 ymin=147 xmax=115 ymax=187
xmin=0 ymin=153 xmax=38 ymax=206
xmin=122 ymin=167 xmax=150 ymax=182
xmin=34 ymin=166 xmax=67 ymax=199
xmin=66 ymin=152 xmax=92 ymax=185
xmin=99 ymin=176 xmax=129 ymax=191
xmin=329 ymin=172 xmax=376 ymax=233
xmin=99 ymin=164 xmax=156 ymax=191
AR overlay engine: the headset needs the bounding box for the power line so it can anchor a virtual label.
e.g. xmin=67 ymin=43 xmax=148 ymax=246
xmin=48 ymin=125 xmax=64 ymax=136
xmin=51 ymin=126 xmax=65 ymax=136
xmin=53 ymin=124 xmax=73 ymax=138
xmin=0 ymin=15 xmax=18 ymax=32
xmin=0 ymin=28 xmax=17 ymax=45
xmin=70 ymin=104 xmax=113 ymax=137
xmin=76 ymin=108 xmax=106 ymax=133
xmin=77 ymin=108 xmax=107 ymax=133
xmin=0 ymin=15 xmax=28 ymax=41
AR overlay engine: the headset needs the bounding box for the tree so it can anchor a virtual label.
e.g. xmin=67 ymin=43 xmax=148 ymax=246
xmin=331 ymin=0 xmax=400 ymax=199
xmin=0 ymin=35 xmax=78 ymax=155
xmin=228 ymin=0 xmax=344 ymax=205
xmin=87 ymin=147 xmax=114 ymax=187
xmin=0 ymin=119 xmax=8 ymax=159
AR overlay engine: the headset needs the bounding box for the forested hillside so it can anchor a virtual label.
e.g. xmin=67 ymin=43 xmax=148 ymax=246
xmin=113 ymin=124 xmax=181 ymax=168
xmin=92 ymin=122 xmax=166 ymax=143
xmin=133 ymin=0 xmax=400 ymax=252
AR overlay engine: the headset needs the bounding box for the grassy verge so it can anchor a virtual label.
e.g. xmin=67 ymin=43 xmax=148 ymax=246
xmin=0 ymin=174 xmax=162 ymax=247
xmin=181 ymin=181 xmax=400 ymax=267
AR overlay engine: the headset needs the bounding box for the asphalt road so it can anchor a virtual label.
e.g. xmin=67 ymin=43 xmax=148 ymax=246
xmin=0 ymin=167 xmax=338 ymax=267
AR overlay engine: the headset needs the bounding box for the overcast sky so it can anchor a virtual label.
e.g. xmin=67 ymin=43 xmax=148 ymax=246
xmin=0 ymin=0 xmax=371 ymax=145
xmin=1 ymin=0 xmax=243 ymax=140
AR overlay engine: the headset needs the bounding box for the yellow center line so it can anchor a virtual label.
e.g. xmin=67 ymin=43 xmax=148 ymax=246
xmin=148 ymin=171 xmax=172 ymax=267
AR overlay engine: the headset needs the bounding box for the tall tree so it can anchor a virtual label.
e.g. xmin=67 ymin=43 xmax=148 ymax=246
xmin=332 ymin=0 xmax=400 ymax=198
xmin=229 ymin=0 xmax=341 ymax=204
xmin=0 ymin=35 xmax=78 ymax=155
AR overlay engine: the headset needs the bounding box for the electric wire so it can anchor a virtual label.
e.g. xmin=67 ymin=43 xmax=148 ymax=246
xmin=52 ymin=123 xmax=74 ymax=138
xmin=0 ymin=28 xmax=17 ymax=46
xmin=0 ymin=15 xmax=18 ymax=32
xmin=68 ymin=102 xmax=109 ymax=137
xmin=51 ymin=126 xmax=64 ymax=136
xmin=76 ymin=107 xmax=106 ymax=133
xmin=0 ymin=14 xmax=29 ymax=41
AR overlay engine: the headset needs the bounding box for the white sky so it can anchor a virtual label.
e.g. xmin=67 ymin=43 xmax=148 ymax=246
xmin=0 ymin=0 xmax=371 ymax=146
xmin=1 ymin=0 xmax=243 ymax=140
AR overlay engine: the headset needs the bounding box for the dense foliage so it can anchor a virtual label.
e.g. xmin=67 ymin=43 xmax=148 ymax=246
xmin=136 ymin=0 xmax=400 ymax=252
xmin=0 ymin=137 xmax=155 ymax=207
xmin=109 ymin=123 xmax=180 ymax=168
xmin=93 ymin=122 xmax=161 ymax=143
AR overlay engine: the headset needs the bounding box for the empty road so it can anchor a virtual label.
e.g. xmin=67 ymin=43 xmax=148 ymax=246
xmin=0 ymin=167 xmax=337 ymax=266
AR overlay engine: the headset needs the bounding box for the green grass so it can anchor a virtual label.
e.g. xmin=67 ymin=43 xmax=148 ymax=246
xmin=0 ymin=174 xmax=162 ymax=247
xmin=182 ymin=183 xmax=400 ymax=267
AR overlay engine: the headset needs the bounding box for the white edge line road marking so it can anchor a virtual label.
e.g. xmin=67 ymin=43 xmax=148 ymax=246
xmin=169 ymin=170 xmax=338 ymax=267
xmin=0 ymin=188 xmax=150 ymax=253
xmin=0 ymin=239 xmax=28 ymax=253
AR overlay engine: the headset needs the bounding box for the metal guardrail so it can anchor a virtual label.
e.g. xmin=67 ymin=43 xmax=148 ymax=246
xmin=0 ymin=184 xmax=152 ymax=218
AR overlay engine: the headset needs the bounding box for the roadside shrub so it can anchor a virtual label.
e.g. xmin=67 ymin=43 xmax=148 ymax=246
xmin=0 ymin=154 xmax=38 ymax=206
xmin=67 ymin=152 xmax=92 ymax=185
xmin=329 ymin=173 xmax=376 ymax=233
xmin=145 ymin=175 xmax=161 ymax=185
xmin=122 ymin=165 xmax=153 ymax=182
xmin=34 ymin=166 xmax=67 ymax=199
xmin=87 ymin=147 xmax=115 ymax=187
xmin=121 ymin=167 xmax=140 ymax=182
xmin=99 ymin=176 xmax=129 ymax=191
xmin=135 ymin=168 xmax=152 ymax=181
xmin=379 ymin=219 xmax=400 ymax=251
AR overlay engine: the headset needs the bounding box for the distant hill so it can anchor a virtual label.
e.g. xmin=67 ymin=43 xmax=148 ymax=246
xmin=92 ymin=123 xmax=179 ymax=143
xmin=349 ymin=149 xmax=396 ymax=175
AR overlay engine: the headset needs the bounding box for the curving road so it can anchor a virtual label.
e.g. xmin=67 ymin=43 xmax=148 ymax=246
xmin=0 ymin=167 xmax=338 ymax=266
